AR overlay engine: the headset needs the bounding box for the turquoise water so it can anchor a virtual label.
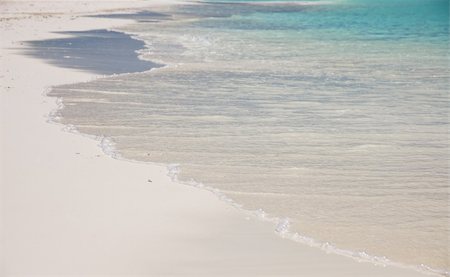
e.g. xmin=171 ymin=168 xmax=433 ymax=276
xmin=50 ymin=0 xmax=449 ymax=275
xmin=201 ymin=0 xmax=448 ymax=40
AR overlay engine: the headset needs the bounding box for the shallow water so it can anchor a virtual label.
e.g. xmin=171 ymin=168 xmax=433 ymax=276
xmin=49 ymin=0 xmax=449 ymax=274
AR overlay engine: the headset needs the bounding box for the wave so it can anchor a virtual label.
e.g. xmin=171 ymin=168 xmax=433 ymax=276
xmin=45 ymin=6 xmax=449 ymax=276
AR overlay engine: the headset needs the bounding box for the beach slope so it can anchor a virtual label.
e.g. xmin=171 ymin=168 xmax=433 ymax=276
xmin=0 ymin=1 xmax=431 ymax=276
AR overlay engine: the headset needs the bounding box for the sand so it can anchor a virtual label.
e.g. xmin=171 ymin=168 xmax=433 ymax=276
xmin=0 ymin=1 xmax=432 ymax=276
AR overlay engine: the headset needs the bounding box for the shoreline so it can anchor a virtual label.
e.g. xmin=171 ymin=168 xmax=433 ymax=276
xmin=44 ymin=21 xmax=444 ymax=274
xmin=0 ymin=1 xmax=440 ymax=276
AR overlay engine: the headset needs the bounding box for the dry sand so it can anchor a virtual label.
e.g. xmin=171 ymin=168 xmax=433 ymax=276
xmin=0 ymin=1 xmax=432 ymax=276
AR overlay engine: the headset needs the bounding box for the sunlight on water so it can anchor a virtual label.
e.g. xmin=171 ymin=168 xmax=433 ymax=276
xmin=49 ymin=0 xmax=449 ymax=274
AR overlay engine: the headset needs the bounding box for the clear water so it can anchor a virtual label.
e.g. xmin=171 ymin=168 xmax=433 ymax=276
xmin=49 ymin=0 xmax=449 ymax=274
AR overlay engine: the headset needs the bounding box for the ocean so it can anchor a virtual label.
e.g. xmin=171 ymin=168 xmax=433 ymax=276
xmin=48 ymin=0 xmax=449 ymax=275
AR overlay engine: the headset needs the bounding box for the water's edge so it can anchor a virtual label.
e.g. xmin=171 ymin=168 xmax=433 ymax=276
xmin=44 ymin=19 xmax=447 ymax=277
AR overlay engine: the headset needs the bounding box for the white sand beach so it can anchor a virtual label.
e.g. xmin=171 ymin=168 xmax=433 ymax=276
xmin=0 ymin=1 xmax=435 ymax=276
